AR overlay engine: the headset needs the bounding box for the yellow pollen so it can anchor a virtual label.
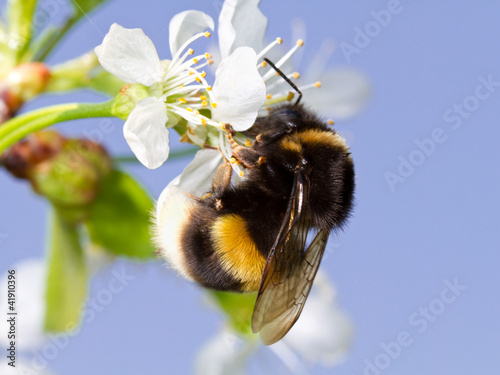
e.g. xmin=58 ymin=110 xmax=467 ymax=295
xmin=189 ymin=72 xmax=194 ymax=75
xmin=207 ymin=86 xmax=212 ymax=91
xmin=201 ymin=71 xmax=207 ymax=78
xmin=230 ymin=157 xmax=237 ymax=164
xmin=179 ymin=97 xmax=186 ymax=103
xmin=296 ymin=39 xmax=304 ymax=47
xmin=266 ymin=106 xmax=271 ymax=111
xmin=204 ymin=31 xmax=211 ymax=37
xmin=193 ymin=109 xmax=200 ymax=115
xmin=205 ymin=53 xmax=212 ymax=59
xmin=245 ymin=139 xmax=252 ymax=147
xmin=277 ymin=37 xmax=283 ymax=44
xmin=201 ymin=118 xmax=207 ymax=126
xmin=202 ymin=101 xmax=208 ymax=107
xmin=200 ymin=95 xmax=207 ymax=100
xmin=179 ymin=84 xmax=184 ymax=88
xmin=208 ymin=59 xmax=213 ymax=65
xmin=315 ymin=81 xmax=322 ymax=88
xmin=239 ymin=171 xmax=244 ymax=177
xmin=266 ymin=94 xmax=272 ymax=99
xmin=211 ymin=102 xmax=217 ymax=108
xmin=188 ymin=48 xmax=194 ymax=55
xmin=196 ymin=77 xmax=201 ymax=83
xmin=186 ymin=107 xmax=193 ymax=112
xmin=328 ymin=119 xmax=334 ymax=125
xmin=275 ymin=72 xmax=280 ymax=76
xmin=261 ymin=61 xmax=267 ymax=67
xmin=293 ymin=72 xmax=300 ymax=79
xmin=193 ymin=58 xmax=199 ymax=64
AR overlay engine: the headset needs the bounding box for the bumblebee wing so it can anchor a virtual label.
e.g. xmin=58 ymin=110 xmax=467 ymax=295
xmin=251 ymin=171 xmax=329 ymax=345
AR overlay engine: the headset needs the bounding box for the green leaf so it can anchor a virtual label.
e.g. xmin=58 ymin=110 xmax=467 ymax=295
xmin=210 ymin=291 xmax=258 ymax=337
xmin=86 ymin=170 xmax=156 ymax=259
xmin=45 ymin=209 xmax=88 ymax=332
xmin=6 ymin=0 xmax=38 ymax=60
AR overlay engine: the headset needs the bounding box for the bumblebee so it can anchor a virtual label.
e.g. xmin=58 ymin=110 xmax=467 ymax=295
xmin=154 ymin=59 xmax=355 ymax=345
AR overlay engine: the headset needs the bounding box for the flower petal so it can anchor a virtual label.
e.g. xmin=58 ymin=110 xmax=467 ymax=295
xmin=218 ymin=0 xmax=267 ymax=59
xmin=195 ymin=328 xmax=255 ymax=375
xmin=169 ymin=10 xmax=214 ymax=56
xmin=212 ymin=47 xmax=266 ymax=131
xmin=95 ymin=23 xmax=163 ymax=86
xmin=0 ymin=259 xmax=47 ymax=350
xmin=304 ymin=69 xmax=371 ymax=119
xmin=123 ymin=97 xmax=169 ymax=169
xmin=178 ymin=149 xmax=223 ymax=196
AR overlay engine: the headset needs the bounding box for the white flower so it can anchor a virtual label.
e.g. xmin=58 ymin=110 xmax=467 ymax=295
xmin=282 ymin=271 xmax=353 ymax=366
xmin=218 ymin=0 xmax=370 ymax=119
xmin=95 ymin=12 xmax=265 ymax=169
xmin=194 ymin=272 xmax=352 ymax=373
xmin=0 ymin=259 xmax=56 ymax=374
xmin=195 ymin=328 xmax=256 ymax=375
xmin=0 ymin=259 xmax=47 ymax=351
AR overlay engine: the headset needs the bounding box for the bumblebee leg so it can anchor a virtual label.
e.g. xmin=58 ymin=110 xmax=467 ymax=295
xmin=222 ymin=123 xmax=266 ymax=168
xmin=212 ymin=160 xmax=233 ymax=195
xmin=232 ymin=146 xmax=263 ymax=168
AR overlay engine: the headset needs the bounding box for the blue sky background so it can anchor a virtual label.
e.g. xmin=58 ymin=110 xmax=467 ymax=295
xmin=2 ymin=0 xmax=500 ymax=374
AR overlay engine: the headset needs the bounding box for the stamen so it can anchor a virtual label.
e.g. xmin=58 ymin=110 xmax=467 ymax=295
xmin=298 ymin=81 xmax=322 ymax=91
xmin=202 ymin=101 xmax=208 ymax=107
xmin=327 ymin=119 xmax=334 ymax=125
xmin=211 ymin=103 xmax=217 ymax=108
xmin=179 ymin=98 xmax=186 ymax=104
xmin=256 ymin=37 xmax=284 ymax=61
xmin=266 ymin=94 xmax=272 ymax=99
xmin=292 ymin=72 xmax=300 ymax=79
xmin=262 ymin=39 xmax=305 ymax=81
xmin=169 ymin=31 xmax=210 ymax=69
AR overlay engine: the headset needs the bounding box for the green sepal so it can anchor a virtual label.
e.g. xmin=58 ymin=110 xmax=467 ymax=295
xmin=85 ymin=170 xmax=156 ymax=259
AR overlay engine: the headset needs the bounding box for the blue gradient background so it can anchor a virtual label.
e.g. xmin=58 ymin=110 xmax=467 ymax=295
xmin=2 ymin=1 xmax=500 ymax=374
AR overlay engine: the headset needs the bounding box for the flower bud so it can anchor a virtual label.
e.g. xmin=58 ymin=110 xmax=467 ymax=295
xmin=4 ymin=62 xmax=51 ymax=103
xmin=1 ymin=131 xmax=112 ymax=221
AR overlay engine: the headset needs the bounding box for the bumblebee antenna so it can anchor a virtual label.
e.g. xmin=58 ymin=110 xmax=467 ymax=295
xmin=263 ymin=57 xmax=302 ymax=106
